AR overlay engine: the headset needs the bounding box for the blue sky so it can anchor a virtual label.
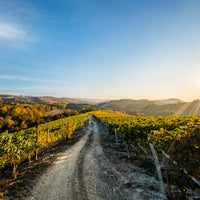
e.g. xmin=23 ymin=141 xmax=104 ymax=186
xmin=0 ymin=0 xmax=200 ymax=101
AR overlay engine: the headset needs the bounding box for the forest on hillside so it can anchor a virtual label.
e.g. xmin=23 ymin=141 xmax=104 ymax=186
xmin=0 ymin=99 xmax=96 ymax=133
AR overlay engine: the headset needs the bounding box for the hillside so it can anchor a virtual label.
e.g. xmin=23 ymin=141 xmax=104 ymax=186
xmin=0 ymin=94 xmax=96 ymax=133
xmin=0 ymin=94 xmax=94 ymax=104
xmin=97 ymin=99 xmax=200 ymax=116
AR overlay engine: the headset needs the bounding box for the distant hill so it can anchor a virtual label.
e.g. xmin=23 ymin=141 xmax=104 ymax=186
xmin=153 ymin=98 xmax=183 ymax=105
xmin=2 ymin=94 xmax=200 ymax=116
xmin=97 ymin=98 xmax=200 ymax=116
xmin=0 ymin=94 xmax=94 ymax=104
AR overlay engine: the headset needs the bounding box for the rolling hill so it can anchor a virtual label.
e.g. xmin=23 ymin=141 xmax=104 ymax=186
xmin=97 ymin=99 xmax=200 ymax=116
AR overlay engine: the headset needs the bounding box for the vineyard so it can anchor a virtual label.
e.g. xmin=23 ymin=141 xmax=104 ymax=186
xmin=0 ymin=113 xmax=88 ymax=178
xmin=93 ymin=111 xmax=200 ymax=198
xmin=1 ymin=110 xmax=200 ymax=199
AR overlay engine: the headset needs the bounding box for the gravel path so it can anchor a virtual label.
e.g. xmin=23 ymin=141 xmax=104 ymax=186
xmin=26 ymin=115 xmax=167 ymax=200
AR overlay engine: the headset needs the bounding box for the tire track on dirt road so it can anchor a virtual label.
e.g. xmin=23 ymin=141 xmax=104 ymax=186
xmin=76 ymin=132 xmax=93 ymax=200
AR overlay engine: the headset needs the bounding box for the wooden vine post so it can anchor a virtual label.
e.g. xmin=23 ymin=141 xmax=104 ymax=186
xmin=28 ymin=137 xmax=31 ymax=164
xmin=62 ymin=121 xmax=65 ymax=142
xmin=66 ymin=123 xmax=69 ymax=142
xmin=125 ymin=142 xmax=131 ymax=158
xmin=114 ymin=128 xmax=119 ymax=146
xmin=28 ymin=153 xmax=31 ymax=164
xmin=106 ymin=123 xmax=109 ymax=135
xmin=148 ymin=137 xmax=166 ymax=195
xmin=13 ymin=163 xmax=16 ymax=178
xmin=35 ymin=129 xmax=39 ymax=160
xmin=106 ymin=124 xmax=109 ymax=135
xmin=46 ymin=129 xmax=49 ymax=145
xmin=163 ymin=158 xmax=173 ymax=198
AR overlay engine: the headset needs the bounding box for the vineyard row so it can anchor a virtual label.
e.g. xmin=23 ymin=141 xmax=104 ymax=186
xmin=0 ymin=113 xmax=89 ymax=177
xmin=93 ymin=111 xmax=200 ymax=198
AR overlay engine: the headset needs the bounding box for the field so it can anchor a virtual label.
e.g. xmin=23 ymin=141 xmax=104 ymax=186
xmin=0 ymin=110 xmax=200 ymax=199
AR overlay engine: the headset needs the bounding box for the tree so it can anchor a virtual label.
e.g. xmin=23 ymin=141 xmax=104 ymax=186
xmin=3 ymin=116 xmax=15 ymax=128
xmin=13 ymin=107 xmax=22 ymax=117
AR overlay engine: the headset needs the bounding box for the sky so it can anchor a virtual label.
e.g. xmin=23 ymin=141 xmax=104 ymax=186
xmin=0 ymin=0 xmax=200 ymax=101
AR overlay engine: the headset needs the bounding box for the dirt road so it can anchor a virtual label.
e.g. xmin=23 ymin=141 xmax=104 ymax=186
xmin=26 ymin=115 xmax=167 ymax=200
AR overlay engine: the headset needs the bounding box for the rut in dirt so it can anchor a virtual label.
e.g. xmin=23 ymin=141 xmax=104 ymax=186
xmin=26 ymin=115 xmax=167 ymax=200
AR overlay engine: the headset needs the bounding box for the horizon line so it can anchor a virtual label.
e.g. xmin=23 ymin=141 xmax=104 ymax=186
xmin=0 ymin=92 xmax=199 ymax=102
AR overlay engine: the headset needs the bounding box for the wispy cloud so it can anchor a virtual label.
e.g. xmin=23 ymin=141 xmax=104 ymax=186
xmin=0 ymin=22 xmax=33 ymax=41
xmin=0 ymin=75 xmax=64 ymax=83
xmin=0 ymin=86 xmax=67 ymax=97
xmin=18 ymin=86 xmax=65 ymax=90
